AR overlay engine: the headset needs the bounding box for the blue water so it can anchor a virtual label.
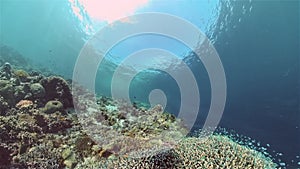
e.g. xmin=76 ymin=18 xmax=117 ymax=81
xmin=1 ymin=0 xmax=299 ymax=168
xmin=213 ymin=1 xmax=299 ymax=167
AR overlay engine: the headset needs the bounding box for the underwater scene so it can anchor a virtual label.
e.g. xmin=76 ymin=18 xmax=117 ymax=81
xmin=0 ymin=0 xmax=299 ymax=169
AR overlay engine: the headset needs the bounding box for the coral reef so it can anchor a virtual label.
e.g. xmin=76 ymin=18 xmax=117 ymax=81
xmin=0 ymin=101 xmax=73 ymax=168
xmin=0 ymin=63 xmax=280 ymax=169
xmin=0 ymin=63 xmax=73 ymax=115
xmin=73 ymin=91 xmax=187 ymax=157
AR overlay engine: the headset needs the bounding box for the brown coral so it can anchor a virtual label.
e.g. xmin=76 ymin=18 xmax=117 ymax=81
xmin=15 ymin=100 xmax=33 ymax=109
xmin=40 ymin=76 xmax=73 ymax=108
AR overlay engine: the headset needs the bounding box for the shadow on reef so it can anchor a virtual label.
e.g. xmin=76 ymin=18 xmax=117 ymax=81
xmin=0 ymin=62 xmax=280 ymax=169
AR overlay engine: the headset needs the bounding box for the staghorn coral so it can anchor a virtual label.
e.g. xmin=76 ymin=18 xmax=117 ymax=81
xmin=75 ymin=134 xmax=277 ymax=169
xmin=174 ymin=135 xmax=277 ymax=169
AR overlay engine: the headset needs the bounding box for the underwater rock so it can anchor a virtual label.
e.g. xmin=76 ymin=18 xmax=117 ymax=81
xmin=0 ymin=62 xmax=12 ymax=80
xmin=40 ymin=76 xmax=73 ymax=108
xmin=2 ymin=62 xmax=12 ymax=71
xmin=30 ymin=83 xmax=45 ymax=98
xmin=42 ymin=100 xmax=64 ymax=114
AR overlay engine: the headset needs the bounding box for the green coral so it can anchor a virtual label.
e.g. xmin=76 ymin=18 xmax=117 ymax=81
xmin=42 ymin=100 xmax=64 ymax=114
xmin=13 ymin=69 xmax=29 ymax=82
xmin=62 ymin=148 xmax=77 ymax=168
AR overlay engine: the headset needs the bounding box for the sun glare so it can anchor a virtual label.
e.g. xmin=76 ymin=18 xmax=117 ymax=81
xmin=69 ymin=0 xmax=149 ymax=23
